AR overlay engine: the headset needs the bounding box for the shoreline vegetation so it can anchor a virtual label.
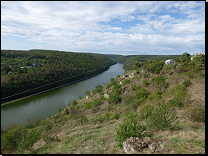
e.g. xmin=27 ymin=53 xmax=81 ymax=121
xmin=1 ymin=50 xmax=116 ymax=103
xmin=1 ymin=51 xmax=205 ymax=154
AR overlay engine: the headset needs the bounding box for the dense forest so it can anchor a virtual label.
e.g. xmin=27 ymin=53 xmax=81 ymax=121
xmin=116 ymin=55 xmax=181 ymax=71
xmin=1 ymin=50 xmax=116 ymax=102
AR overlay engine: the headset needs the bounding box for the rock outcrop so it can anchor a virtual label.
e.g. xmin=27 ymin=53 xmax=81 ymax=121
xmin=123 ymin=137 xmax=166 ymax=154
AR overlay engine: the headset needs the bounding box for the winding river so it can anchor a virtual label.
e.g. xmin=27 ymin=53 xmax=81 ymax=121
xmin=1 ymin=63 xmax=124 ymax=130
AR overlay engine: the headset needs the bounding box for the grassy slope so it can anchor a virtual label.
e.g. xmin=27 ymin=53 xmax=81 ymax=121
xmin=2 ymin=62 xmax=205 ymax=154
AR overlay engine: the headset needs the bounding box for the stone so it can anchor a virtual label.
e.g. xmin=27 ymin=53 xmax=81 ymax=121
xmin=123 ymin=137 xmax=166 ymax=154
xmin=123 ymin=137 xmax=148 ymax=154
xmin=104 ymin=94 xmax=109 ymax=99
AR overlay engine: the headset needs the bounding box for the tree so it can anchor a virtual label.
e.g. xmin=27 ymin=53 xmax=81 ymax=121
xmin=180 ymin=52 xmax=190 ymax=62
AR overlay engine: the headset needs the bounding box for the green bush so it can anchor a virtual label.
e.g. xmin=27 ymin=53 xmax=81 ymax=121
xmin=116 ymin=112 xmax=148 ymax=148
xmin=64 ymin=108 xmax=70 ymax=115
xmin=122 ymin=79 xmax=130 ymax=86
xmin=17 ymin=129 xmax=40 ymax=152
xmin=113 ymin=83 xmax=122 ymax=94
xmin=185 ymin=101 xmax=205 ymax=123
xmin=57 ymin=107 xmax=62 ymax=114
xmin=131 ymin=82 xmax=137 ymax=91
xmin=35 ymin=116 xmax=42 ymax=126
xmin=92 ymin=84 xmax=103 ymax=94
xmin=143 ymin=60 xmax=163 ymax=74
xmin=163 ymin=64 xmax=176 ymax=72
xmin=143 ymin=73 xmax=149 ymax=78
xmin=167 ymin=96 xmax=184 ymax=108
xmin=85 ymin=90 xmax=90 ymax=95
xmin=143 ymin=80 xmax=149 ymax=87
xmin=148 ymin=102 xmax=179 ymax=131
xmin=154 ymin=75 xmax=168 ymax=89
xmin=183 ymin=79 xmax=191 ymax=87
xmin=85 ymin=96 xmax=105 ymax=109
xmin=135 ymin=85 xmax=149 ymax=99
xmin=108 ymin=92 xmax=121 ymax=104
xmin=140 ymin=104 xmax=155 ymax=120
xmin=72 ymin=100 xmax=77 ymax=106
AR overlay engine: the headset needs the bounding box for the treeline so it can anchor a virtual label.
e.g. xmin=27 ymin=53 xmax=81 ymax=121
xmin=116 ymin=55 xmax=181 ymax=71
xmin=1 ymin=50 xmax=116 ymax=102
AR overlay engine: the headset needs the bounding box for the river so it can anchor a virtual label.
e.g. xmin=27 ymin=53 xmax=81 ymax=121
xmin=1 ymin=63 xmax=124 ymax=130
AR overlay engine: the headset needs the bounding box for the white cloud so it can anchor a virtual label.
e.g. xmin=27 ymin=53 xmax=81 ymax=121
xmin=1 ymin=1 xmax=205 ymax=55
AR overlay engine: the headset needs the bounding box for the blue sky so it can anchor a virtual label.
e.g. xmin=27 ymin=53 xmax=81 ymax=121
xmin=1 ymin=1 xmax=205 ymax=55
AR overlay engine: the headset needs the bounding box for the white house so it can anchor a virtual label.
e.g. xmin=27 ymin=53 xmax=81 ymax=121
xmin=165 ymin=59 xmax=175 ymax=65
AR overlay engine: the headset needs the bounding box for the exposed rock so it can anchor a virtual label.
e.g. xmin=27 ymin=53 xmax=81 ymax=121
xmin=104 ymin=94 xmax=109 ymax=99
xmin=129 ymin=73 xmax=135 ymax=78
xmin=32 ymin=139 xmax=47 ymax=150
xmin=123 ymin=137 xmax=148 ymax=154
xmin=123 ymin=137 xmax=166 ymax=154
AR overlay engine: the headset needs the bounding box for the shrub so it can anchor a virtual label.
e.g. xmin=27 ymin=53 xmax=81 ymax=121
xmin=72 ymin=100 xmax=77 ymax=106
xmin=57 ymin=107 xmax=62 ymax=114
xmin=135 ymin=85 xmax=149 ymax=99
xmin=116 ymin=112 xmax=148 ymax=148
xmin=85 ymin=96 xmax=105 ymax=109
xmin=154 ymin=75 xmax=168 ymax=89
xmin=17 ymin=129 xmax=41 ymax=152
xmin=163 ymin=64 xmax=176 ymax=72
xmin=85 ymin=90 xmax=90 ymax=95
xmin=143 ymin=80 xmax=149 ymax=87
xmin=143 ymin=73 xmax=149 ymax=78
xmin=167 ymin=96 xmax=184 ymax=108
xmin=108 ymin=92 xmax=121 ymax=104
xmin=35 ymin=116 xmax=42 ymax=125
xmin=148 ymin=102 xmax=179 ymax=131
xmin=143 ymin=60 xmax=163 ymax=74
xmin=1 ymin=125 xmax=26 ymax=152
xmin=92 ymin=84 xmax=103 ymax=94
xmin=113 ymin=83 xmax=122 ymax=94
xmin=131 ymin=82 xmax=137 ymax=91
xmin=183 ymin=79 xmax=191 ymax=87
xmin=64 ymin=108 xmax=70 ymax=115
xmin=122 ymin=79 xmax=130 ymax=86
xmin=140 ymin=104 xmax=155 ymax=120
xmin=184 ymin=101 xmax=205 ymax=123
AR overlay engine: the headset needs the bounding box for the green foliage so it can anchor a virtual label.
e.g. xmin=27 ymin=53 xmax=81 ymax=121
xmin=122 ymin=79 xmax=130 ymax=86
xmin=57 ymin=107 xmax=62 ymax=114
xmin=35 ymin=116 xmax=42 ymax=126
xmin=64 ymin=108 xmax=70 ymax=115
xmin=17 ymin=129 xmax=41 ymax=152
xmin=75 ymin=112 xmax=88 ymax=125
xmin=140 ymin=104 xmax=155 ymax=120
xmin=163 ymin=64 xmax=176 ymax=72
xmin=72 ymin=99 xmax=77 ymax=106
xmin=108 ymin=92 xmax=121 ymax=104
xmin=1 ymin=49 xmax=116 ymax=100
xmin=148 ymin=102 xmax=179 ymax=131
xmin=24 ymin=61 xmax=32 ymax=66
xmin=167 ymin=97 xmax=184 ymax=108
xmin=183 ymin=79 xmax=191 ymax=87
xmin=143 ymin=60 xmax=164 ymax=74
xmin=143 ymin=80 xmax=149 ymax=87
xmin=85 ymin=90 xmax=91 ymax=95
xmin=131 ymin=82 xmax=137 ymax=91
xmin=85 ymin=96 xmax=105 ymax=109
xmin=180 ymin=52 xmax=191 ymax=63
xmin=135 ymin=85 xmax=149 ymax=99
xmin=1 ymin=125 xmax=40 ymax=153
xmin=143 ymin=73 xmax=149 ymax=78
xmin=153 ymin=75 xmax=168 ymax=89
xmin=184 ymin=101 xmax=205 ymax=123
xmin=116 ymin=112 xmax=148 ymax=148
xmin=92 ymin=84 xmax=103 ymax=94
xmin=113 ymin=83 xmax=122 ymax=94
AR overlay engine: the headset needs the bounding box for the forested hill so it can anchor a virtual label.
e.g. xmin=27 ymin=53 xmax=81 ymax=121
xmin=1 ymin=49 xmax=116 ymax=102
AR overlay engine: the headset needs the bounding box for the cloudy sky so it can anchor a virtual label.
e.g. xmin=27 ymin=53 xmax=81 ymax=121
xmin=1 ymin=1 xmax=205 ymax=55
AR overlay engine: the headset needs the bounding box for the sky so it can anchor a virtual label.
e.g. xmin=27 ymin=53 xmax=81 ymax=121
xmin=1 ymin=1 xmax=205 ymax=55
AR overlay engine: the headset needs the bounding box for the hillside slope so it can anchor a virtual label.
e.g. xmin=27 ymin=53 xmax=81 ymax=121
xmin=1 ymin=57 xmax=205 ymax=154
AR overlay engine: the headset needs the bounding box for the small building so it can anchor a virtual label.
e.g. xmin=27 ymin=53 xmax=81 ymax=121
xmin=8 ymin=71 xmax=12 ymax=74
xmin=165 ymin=59 xmax=175 ymax=65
